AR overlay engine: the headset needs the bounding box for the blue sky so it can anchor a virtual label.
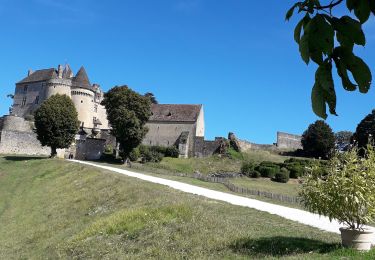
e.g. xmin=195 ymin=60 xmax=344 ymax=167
xmin=0 ymin=0 xmax=375 ymax=144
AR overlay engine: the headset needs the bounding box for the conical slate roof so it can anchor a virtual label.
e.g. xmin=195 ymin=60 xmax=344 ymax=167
xmin=74 ymin=66 xmax=91 ymax=89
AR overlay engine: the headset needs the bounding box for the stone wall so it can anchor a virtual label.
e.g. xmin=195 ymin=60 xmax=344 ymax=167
xmin=143 ymin=121 xmax=197 ymax=157
xmin=237 ymin=139 xmax=277 ymax=151
xmin=194 ymin=137 xmax=225 ymax=157
xmin=0 ymin=130 xmax=51 ymax=155
xmin=74 ymin=138 xmax=106 ymax=160
xmin=276 ymin=131 xmax=302 ymax=150
xmin=0 ymin=115 xmax=65 ymax=157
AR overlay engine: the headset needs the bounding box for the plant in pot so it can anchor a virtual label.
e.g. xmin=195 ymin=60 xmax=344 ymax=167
xmin=300 ymin=146 xmax=375 ymax=251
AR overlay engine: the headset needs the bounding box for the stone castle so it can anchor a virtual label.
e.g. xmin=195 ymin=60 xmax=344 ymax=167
xmin=0 ymin=65 xmax=301 ymax=159
xmin=1 ymin=65 xmax=207 ymax=158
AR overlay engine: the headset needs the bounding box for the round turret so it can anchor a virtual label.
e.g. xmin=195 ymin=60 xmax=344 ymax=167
xmin=71 ymin=88 xmax=95 ymax=128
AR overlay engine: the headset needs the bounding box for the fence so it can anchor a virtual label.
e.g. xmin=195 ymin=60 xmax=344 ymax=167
xmin=194 ymin=175 xmax=301 ymax=205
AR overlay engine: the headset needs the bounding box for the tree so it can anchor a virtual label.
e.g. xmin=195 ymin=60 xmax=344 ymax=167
xmin=102 ymin=86 xmax=152 ymax=163
xmin=353 ymin=109 xmax=375 ymax=150
xmin=34 ymin=94 xmax=79 ymax=157
xmin=144 ymin=92 xmax=158 ymax=104
xmin=335 ymin=130 xmax=353 ymax=151
xmin=287 ymin=1 xmax=374 ymax=119
xmin=302 ymin=120 xmax=335 ymax=159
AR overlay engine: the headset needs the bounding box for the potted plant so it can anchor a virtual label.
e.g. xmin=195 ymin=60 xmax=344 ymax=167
xmin=300 ymin=146 xmax=375 ymax=251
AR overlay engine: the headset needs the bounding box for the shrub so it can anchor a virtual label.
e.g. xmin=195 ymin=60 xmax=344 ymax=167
xmin=250 ymin=170 xmax=261 ymax=178
xmin=258 ymin=166 xmax=279 ymax=178
xmin=165 ymin=146 xmax=179 ymax=158
xmin=300 ymin=146 xmax=375 ymax=230
xmin=129 ymin=147 xmax=140 ymax=162
xmin=260 ymin=161 xmax=280 ymax=168
xmin=274 ymin=168 xmax=290 ymax=183
xmin=142 ymin=150 xmax=164 ymax=163
xmin=241 ymin=161 xmax=255 ymax=176
xmin=286 ymin=164 xmax=304 ymax=178
xmin=150 ymin=146 xmax=167 ymax=155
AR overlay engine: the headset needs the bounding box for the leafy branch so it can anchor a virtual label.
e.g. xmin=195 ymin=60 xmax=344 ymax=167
xmin=287 ymin=0 xmax=374 ymax=119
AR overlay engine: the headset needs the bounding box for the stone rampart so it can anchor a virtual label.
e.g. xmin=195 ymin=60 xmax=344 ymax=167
xmin=2 ymin=115 xmax=33 ymax=132
xmin=277 ymin=131 xmax=302 ymax=150
xmin=194 ymin=137 xmax=225 ymax=157
xmin=0 ymin=130 xmax=51 ymax=155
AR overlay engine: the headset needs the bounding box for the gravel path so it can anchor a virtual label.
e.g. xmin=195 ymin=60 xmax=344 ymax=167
xmin=70 ymin=160 xmax=373 ymax=235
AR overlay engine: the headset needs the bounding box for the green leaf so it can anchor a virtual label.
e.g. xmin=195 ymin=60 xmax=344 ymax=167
xmin=346 ymin=0 xmax=355 ymax=11
xmin=312 ymin=82 xmax=328 ymax=119
xmin=348 ymin=56 xmax=372 ymax=93
xmin=371 ymin=0 xmax=375 ymax=15
xmin=310 ymin=50 xmax=323 ymax=65
xmin=315 ymin=62 xmax=337 ymax=116
xmin=334 ymin=16 xmax=366 ymax=46
xmin=309 ymin=14 xmax=334 ymax=55
xmin=286 ymin=3 xmax=299 ymax=21
xmin=299 ymin=33 xmax=310 ymax=64
xmin=354 ymin=0 xmax=371 ymax=23
xmin=294 ymin=18 xmax=304 ymax=44
xmin=334 ymin=58 xmax=357 ymax=91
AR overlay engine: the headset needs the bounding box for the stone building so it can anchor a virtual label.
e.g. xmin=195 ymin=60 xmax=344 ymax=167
xmin=1 ymin=65 xmax=207 ymax=158
xmin=12 ymin=64 xmax=109 ymax=131
xmin=143 ymin=104 xmax=205 ymax=158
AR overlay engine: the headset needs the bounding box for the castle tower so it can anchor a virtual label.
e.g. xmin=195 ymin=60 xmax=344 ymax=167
xmin=44 ymin=64 xmax=72 ymax=99
xmin=71 ymin=67 xmax=95 ymax=128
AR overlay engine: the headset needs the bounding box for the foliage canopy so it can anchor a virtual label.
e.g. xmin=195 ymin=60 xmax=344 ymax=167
xmin=353 ymin=109 xmax=375 ymax=150
xmin=34 ymin=94 xmax=79 ymax=157
xmin=102 ymin=86 xmax=152 ymax=161
xmin=287 ymin=0 xmax=374 ymax=119
xmin=302 ymin=120 xmax=335 ymax=159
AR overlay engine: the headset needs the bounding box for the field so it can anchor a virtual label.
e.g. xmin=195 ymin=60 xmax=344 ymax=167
xmin=1 ymin=156 xmax=374 ymax=259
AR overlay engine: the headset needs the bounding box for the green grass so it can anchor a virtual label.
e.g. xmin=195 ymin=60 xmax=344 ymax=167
xmin=140 ymin=149 xmax=290 ymax=175
xmin=1 ymin=156 xmax=375 ymax=259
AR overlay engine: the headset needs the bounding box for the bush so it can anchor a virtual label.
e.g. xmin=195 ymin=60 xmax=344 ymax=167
xmin=129 ymin=147 xmax=140 ymax=162
xmin=257 ymin=166 xmax=279 ymax=178
xmin=286 ymin=164 xmax=304 ymax=178
xmin=250 ymin=170 xmax=261 ymax=178
xmin=241 ymin=161 xmax=255 ymax=176
xmin=273 ymin=168 xmax=290 ymax=183
xmin=150 ymin=146 xmax=167 ymax=155
xmin=142 ymin=150 xmax=164 ymax=163
xmin=165 ymin=146 xmax=179 ymax=158
xmin=300 ymin=146 xmax=375 ymax=229
xmin=260 ymin=161 xmax=280 ymax=168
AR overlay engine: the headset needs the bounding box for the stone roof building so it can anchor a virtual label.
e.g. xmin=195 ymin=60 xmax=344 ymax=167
xmin=144 ymin=104 xmax=205 ymax=158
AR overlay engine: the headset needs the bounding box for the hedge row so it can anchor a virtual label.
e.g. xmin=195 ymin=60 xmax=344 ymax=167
xmin=241 ymin=158 xmax=327 ymax=183
xmin=130 ymin=145 xmax=180 ymax=163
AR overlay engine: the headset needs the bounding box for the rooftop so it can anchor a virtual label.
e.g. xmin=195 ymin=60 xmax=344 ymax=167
xmin=150 ymin=104 xmax=202 ymax=122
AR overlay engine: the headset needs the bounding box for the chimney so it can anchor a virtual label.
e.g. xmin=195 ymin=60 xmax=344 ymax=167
xmin=58 ymin=65 xmax=63 ymax=78
xmin=28 ymin=69 xmax=33 ymax=76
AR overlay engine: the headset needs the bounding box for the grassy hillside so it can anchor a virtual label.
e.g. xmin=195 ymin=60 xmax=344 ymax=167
xmin=0 ymin=156 xmax=374 ymax=259
xmin=133 ymin=149 xmax=290 ymax=175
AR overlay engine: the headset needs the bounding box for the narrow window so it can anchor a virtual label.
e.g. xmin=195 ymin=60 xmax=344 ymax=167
xmin=35 ymin=96 xmax=39 ymax=104
xmin=81 ymin=100 xmax=83 ymax=103
xmin=24 ymin=85 xmax=28 ymax=92
xmin=94 ymin=104 xmax=98 ymax=112
xmin=21 ymin=97 xmax=26 ymax=106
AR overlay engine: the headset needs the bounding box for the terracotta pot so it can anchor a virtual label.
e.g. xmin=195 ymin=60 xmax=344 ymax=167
xmin=340 ymin=227 xmax=375 ymax=251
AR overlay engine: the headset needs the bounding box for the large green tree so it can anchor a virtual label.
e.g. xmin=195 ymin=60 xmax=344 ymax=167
xmin=302 ymin=120 xmax=335 ymax=159
xmin=287 ymin=0 xmax=374 ymax=119
xmin=353 ymin=109 xmax=375 ymax=150
xmin=34 ymin=94 xmax=79 ymax=157
xmin=102 ymin=86 xmax=152 ymax=163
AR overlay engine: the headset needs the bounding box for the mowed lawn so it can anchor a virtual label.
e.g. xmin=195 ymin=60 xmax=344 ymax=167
xmin=0 ymin=157 xmax=374 ymax=259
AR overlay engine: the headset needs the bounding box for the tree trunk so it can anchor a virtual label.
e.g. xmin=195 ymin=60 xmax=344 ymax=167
xmin=51 ymin=147 xmax=57 ymax=158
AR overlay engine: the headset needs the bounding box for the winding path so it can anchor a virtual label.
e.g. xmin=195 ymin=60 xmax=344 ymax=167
xmin=69 ymin=160 xmax=373 ymax=235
